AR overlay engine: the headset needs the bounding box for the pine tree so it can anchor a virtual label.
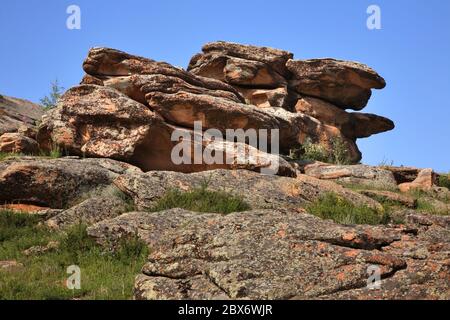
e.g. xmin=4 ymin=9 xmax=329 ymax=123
xmin=40 ymin=79 xmax=64 ymax=110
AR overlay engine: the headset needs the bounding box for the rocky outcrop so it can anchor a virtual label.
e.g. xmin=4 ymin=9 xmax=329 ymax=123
xmin=0 ymin=133 xmax=39 ymax=154
xmin=303 ymin=163 xmax=398 ymax=189
xmin=113 ymin=169 xmax=382 ymax=211
xmin=0 ymin=94 xmax=43 ymax=135
xmin=45 ymin=196 xmax=130 ymax=229
xmin=295 ymin=96 xmax=394 ymax=139
xmin=187 ymin=41 xmax=393 ymax=163
xmin=383 ymin=166 xmax=422 ymax=184
xmin=87 ymin=208 xmax=449 ymax=300
xmin=36 ymin=43 xmax=393 ymax=172
xmin=286 ymin=58 xmax=386 ymax=110
xmin=399 ymin=168 xmax=437 ymax=193
xmin=0 ymin=157 xmax=141 ymax=208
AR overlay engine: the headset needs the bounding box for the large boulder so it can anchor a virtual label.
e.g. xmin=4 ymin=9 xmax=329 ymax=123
xmin=0 ymin=157 xmax=141 ymax=208
xmin=399 ymin=168 xmax=437 ymax=193
xmin=0 ymin=94 xmax=44 ymax=135
xmin=304 ymin=163 xmax=398 ymax=190
xmin=82 ymin=47 xmax=244 ymax=100
xmin=0 ymin=133 xmax=39 ymax=154
xmin=295 ymin=96 xmax=394 ymax=139
xmin=287 ymin=58 xmax=386 ymax=110
xmin=37 ymin=85 xmax=295 ymax=176
xmin=87 ymin=208 xmax=449 ymax=300
xmin=188 ymin=41 xmax=294 ymax=77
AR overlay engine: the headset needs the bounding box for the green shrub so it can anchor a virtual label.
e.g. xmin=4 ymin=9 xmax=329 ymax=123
xmin=0 ymin=152 xmax=24 ymax=161
xmin=330 ymin=137 xmax=352 ymax=165
xmin=292 ymin=137 xmax=353 ymax=165
xmin=438 ymin=174 xmax=450 ymax=190
xmin=306 ymin=193 xmax=389 ymax=225
xmin=150 ymin=184 xmax=251 ymax=214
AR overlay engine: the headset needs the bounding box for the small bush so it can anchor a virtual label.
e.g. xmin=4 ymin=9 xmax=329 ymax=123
xmin=438 ymin=174 xmax=450 ymax=190
xmin=150 ymin=184 xmax=251 ymax=214
xmin=299 ymin=138 xmax=329 ymax=163
xmin=0 ymin=152 xmax=24 ymax=161
xmin=306 ymin=193 xmax=389 ymax=225
xmin=330 ymin=137 xmax=352 ymax=165
xmin=292 ymin=137 xmax=353 ymax=165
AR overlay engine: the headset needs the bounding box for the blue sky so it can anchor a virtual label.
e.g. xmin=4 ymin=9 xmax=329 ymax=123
xmin=1 ymin=0 xmax=449 ymax=172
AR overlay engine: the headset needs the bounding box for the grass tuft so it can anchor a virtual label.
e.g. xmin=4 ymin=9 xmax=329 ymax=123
xmin=0 ymin=210 xmax=148 ymax=300
xmin=306 ymin=193 xmax=389 ymax=225
xmin=150 ymin=184 xmax=250 ymax=214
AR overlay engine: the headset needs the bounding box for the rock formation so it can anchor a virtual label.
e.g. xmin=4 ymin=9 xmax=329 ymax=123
xmin=37 ymin=41 xmax=394 ymax=174
xmin=0 ymin=94 xmax=43 ymax=136
xmin=1 ymin=41 xmax=447 ymax=301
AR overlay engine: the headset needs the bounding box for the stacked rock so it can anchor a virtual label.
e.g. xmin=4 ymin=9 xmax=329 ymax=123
xmin=37 ymin=41 xmax=394 ymax=176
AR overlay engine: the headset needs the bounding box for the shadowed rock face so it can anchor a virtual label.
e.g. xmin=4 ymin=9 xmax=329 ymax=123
xmin=0 ymin=94 xmax=43 ymax=135
xmin=286 ymin=58 xmax=386 ymax=110
xmin=37 ymin=85 xmax=294 ymax=176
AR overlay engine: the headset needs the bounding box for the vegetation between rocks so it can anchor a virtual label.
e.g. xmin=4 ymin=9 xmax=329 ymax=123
xmin=150 ymin=183 xmax=251 ymax=214
xmin=291 ymin=137 xmax=353 ymax=165
xmin=438 ymin=173 xmax=450 ymax=190
xmin=0 ymin=210 xmax=148 ymax=300
xmin=306 ymin=193 xmax=390 ymax=225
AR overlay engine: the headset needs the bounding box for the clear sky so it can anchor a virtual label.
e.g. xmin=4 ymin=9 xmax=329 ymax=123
xmin=1 ymin=0 xmax=449 ymax=172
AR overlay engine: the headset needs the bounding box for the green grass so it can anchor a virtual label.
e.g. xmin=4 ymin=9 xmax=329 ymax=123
xmin=306 ymin=193 xmax=390 ymax=225
xmin=150 ymin=185 xmax=251 ymax=214
xmin=438 ymin=174 xmax=450 ymax=190
xmin=0 ymin=210 xmax=148 ymax=300
xmin=0 ymin=152 xmax=24 ymax=161
xmin=0 ymin=145 xmax=62 ymax=162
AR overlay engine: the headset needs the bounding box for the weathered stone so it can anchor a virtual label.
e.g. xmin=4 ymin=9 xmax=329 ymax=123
xmin=103 ymin=74 xmax=243 ymax=105
xmin=87 ymin=207 xmax=450 ymax=300
xmin=188 ymin=53 xmax=287 ymax=88
xmin=189 ymin=41 xmax=294 ymax=76
xmin=304 ymin=163 xmax=398 ymax=190
xmin=382 ymin=166 xmax=421 ymax=184
xmin=295 ymin=96 xmax=394 ymax=138
xmin=399 ymin=169 xmax=437 ymax=193
xmin=359 ymin=190 xmax=417 ymax=208
xmin=287 ymin=58 xmax=386 ymax=110
xmin=23 ymin=241 xmax=59 ymax=256
xmin=17 ymin=125 xmax=38 ymax=140
xmin=38 ymin=85 xmax=293 ymax=176
xmin=82 ymin=47 xmax=244 ymax=99
xmin=0 ymin=157 xmax=141 ymax=209
xmin=321 ymin=214 xmax=450 ymax=300
xmin=237 ymin=86 xmax=292 ymax=109
xmin=0 ymin=94 xmax=43 ymax=135
xmin=90 ymin=208 xmax=449 ymax=300
xmin=37 ymin=84 xmax=161 ymax=159
xmin=45 ymin=196 xmax=130 ymax=229
xmin=113 ymin=169 xmax=382 ymax=212
xmin=0 ymin=133 xmax=39 ymax=154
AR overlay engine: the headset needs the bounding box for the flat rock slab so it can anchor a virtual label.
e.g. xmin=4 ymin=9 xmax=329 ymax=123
xmin=304 ymin=163 xmax=398 ymax=190
xmin=113 ymin=169 xmax=382 ymax=212
xmin=88 ymin=208 xmax=449 ymax=300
